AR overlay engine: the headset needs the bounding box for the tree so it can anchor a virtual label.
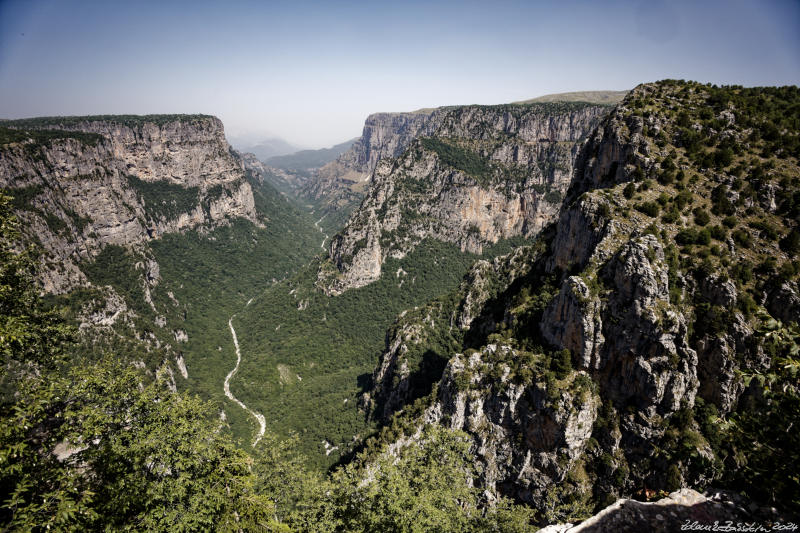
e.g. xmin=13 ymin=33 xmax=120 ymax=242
xmin=1 ymin=355 xmax=293 ymax=531
xmin=0 ymin=194 xmax=288 ymax=531
xmin=0 ymin=193 xmax=72 ymax=386
xmin=331 ymin=425 xmax=482 ymax=532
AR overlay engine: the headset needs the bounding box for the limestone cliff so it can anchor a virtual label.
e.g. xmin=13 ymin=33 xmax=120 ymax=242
xmin=0 ymin=115 xmax=258 ymax=293
xmin=362 ymin=81 xmax=800 ymax=520
xmin=314 ymin=110 xmax=439 ymax=187
xmin=318 ymin=102 xmax=611 ymax=294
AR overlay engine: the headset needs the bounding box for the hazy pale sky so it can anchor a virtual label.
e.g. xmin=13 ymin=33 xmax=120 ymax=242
xmin=1 ymin=0 xmax=798 ymax=148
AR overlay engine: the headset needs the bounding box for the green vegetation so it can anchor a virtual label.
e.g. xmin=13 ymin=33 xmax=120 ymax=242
xmin=726 ymin=319 xmax=800 ymax=509
xmin=330 ymin=425 xmax=535 ymax=532
xmin=420 ymin=137 xmax=493 ymax=185
xmin=470 ymin=100 xmax=614 ymax=118
xmin=0 ymin=125 xmax=104 ymax=147
xmin=5 ymin=79 xmax=800 ymax=528
xmin=2 ymin=114 xmax=215 ymax=130
xmin=597 ymin=79 xmax=800 ymax=513
xmin=47 ymin=176 xmax=324 ymax=443
xmin=0 ymin=195 xmax=275 ymax=531
xmin=1 ymin=191 xmax=538 ymax=530
xmin=234 ymin=238 xmax=501 ymax=469
xmin=125 ymin=175 xmax=201 ymax=221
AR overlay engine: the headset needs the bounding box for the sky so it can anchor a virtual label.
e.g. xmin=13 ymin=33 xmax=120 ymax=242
xmin=1 ymin=0 xmax=798 ymax=149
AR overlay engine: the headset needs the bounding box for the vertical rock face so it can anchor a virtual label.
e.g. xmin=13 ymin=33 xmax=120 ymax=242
xmin=316 ymin=110 xmax=440 ymax=183
xmin=301 ymin=111 xmax=440 ymax=213
xmin=0 ymin=116 xmax=257 ymax=292
xmin=318 ymin=102 xmax=612 ymax=295
xmin=366 ymin=81 xmax=800 ymax=514
xmin=363 ymin=245 xmax=539 ymax=421
xmin=423 ymin=344 xmax=600 ymax=507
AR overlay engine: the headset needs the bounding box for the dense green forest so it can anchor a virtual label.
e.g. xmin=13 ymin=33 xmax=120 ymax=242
xmin=233 ymin=236 xmax=530 ymax=468
xmin=0 ymin=190 xmax=532 ymax=531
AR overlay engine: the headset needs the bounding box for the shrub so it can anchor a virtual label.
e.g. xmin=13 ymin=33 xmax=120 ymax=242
xmin=711 ymin=185 xmax=736 ymax=216
xmin=674 ymin=190 xmax=694 ymax=211
xmin=778 ymin=261 xmax=799 ymax=281
xmin=659 ymin=169 xmax=675 ymax=185
xmin=731 ymin=261 xmax=753 ymax=284
xmin=710 ymin=225 xmax=728 ymax=241
xmin=420 ymin=137 xmax=492 ymax=185
xmin=623 ymin=182 xmax=636 ymax=199
xmin=697 ymin=228 xmax=712 ymax=245
xmin=661 ymin=208 xmax=679 ymax=224
xmin=737 ymin=292 xmax=757 ymax=317
xmin=675 ymin=228 xmax=698 ymax=246
xmin=780 ymin=229 xmax=800 ymax=257
xmin=666 ymin=464 xmax=683 ymax=492
xmin=635 ymin=201 xmax=660 ymax=217
xmin=714 ymin=147 xmax=734 ymax=169
xmin=551 ymin=349 xmax=573 ymax=379
xmin=693 ymin=208 xmax=711 ymax=226
xmin=749 ymin=219 xmax=780 ymax=241
xmin=544 ymin=190 xmax=563 ymax=204
xmin=732 ymin=228 xmax=753 ymax=248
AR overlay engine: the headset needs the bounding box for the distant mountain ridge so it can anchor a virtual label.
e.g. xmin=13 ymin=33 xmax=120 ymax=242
xmin=302 ymin=93 xmax=628 ymax=226
xmin=515 ymin=89 xmax=630 ymax=105
xmin=266 ymin=138 xmax=358 ymax=171
xmin=235 ymin=137 xmax=301 ymax=161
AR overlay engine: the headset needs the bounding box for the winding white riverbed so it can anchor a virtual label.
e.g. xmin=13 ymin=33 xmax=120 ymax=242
xmin=315 ymin=214 xmax=329 ymax=250
xmin=224 ymin=316 xmax=266 ymax=447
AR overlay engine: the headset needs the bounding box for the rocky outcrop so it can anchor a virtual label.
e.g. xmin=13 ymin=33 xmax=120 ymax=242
xmin=539 ymin=488 xmax=789 ymax=533
xmin=595 ymin=236 xmax=698 ymax=415
xmin=293 ymin=111 xmax=440 ymax=219
xmin=319 ymin=102 xmax=611 ymax=294
xmin=422 ymin=343 xmax=599 ymax=506
xmin=315 ymin=110 xmax=440 ymax=186
xmin=364 ymin=245 xmax=538 ymax=421
xmin=0 ymin=116 xmax=257 ymax=292
xmin=366 ymin=81 xmax=800 ymax=517
xmin=766 ymin=280 xmax=800 ymax=325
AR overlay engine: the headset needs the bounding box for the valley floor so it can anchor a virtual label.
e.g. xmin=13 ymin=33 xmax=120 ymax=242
xmin=224 ymin=314 xmax=266 ymax=446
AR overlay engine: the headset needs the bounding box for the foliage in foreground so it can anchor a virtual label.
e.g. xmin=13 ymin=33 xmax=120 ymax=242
xmin=0 ymin=191 xmax=535 ymax=531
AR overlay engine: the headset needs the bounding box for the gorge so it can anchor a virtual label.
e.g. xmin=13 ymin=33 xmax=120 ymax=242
xmin=1 ymin=81 xmax=798 ymax=531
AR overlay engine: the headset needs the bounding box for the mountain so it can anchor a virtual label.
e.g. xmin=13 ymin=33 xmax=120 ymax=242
xmin=265 ymin=138 xmax=358 ymax=172
xmin=319 ymin=101 xmax=612 ymax=294
xmin=300 ymin=96 xmax=625 ymax=234
xmin=354 ymin=80 xmax=800 ymax=522
xmin=237 ymin=137 xmax=301 ymax=161
xmin=0 ymin=115 xmax=258 ymax=293
xmin=2 ymin=81 xmax=798 ymax=530
xmin=0 ymin=115 xmax=322 ymax=409
xmin=226 ymin=100 xmax=620 ymax=468
xmin=515 ymin=90 xmax=630 ymax=105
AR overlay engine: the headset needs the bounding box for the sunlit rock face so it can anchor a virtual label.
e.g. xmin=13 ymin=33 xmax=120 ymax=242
xmin=0 ymin=116 xmax=257 ymax=292
xmin=319 ymin=102 xmax=610 ymax=295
